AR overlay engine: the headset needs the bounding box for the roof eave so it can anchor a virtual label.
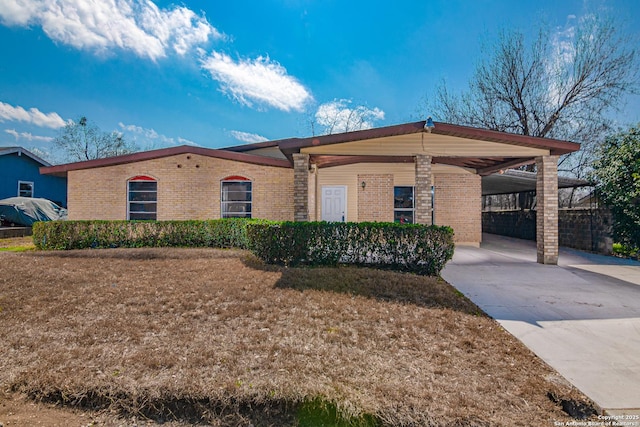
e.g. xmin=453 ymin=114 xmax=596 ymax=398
xmin=432 ymin=122 xmax=581 ymax=155
xmin=1 ymin=146 xmax=52 ymax=167
xmin=40 ymin=145 xmax=292 ymax=177
xmin=224 ymin=137 xmax=299 ymax=153
xmin=278 ymin=120 xmax=581 ymax=156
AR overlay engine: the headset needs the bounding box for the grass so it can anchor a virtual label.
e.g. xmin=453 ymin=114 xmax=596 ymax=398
xmin=613 ymin=242 xmax=639 ymax=260
xmin=0 ymin=236 xmax=35 ymax=252
xmin=0 ymin=245 xmax=596 ymax=426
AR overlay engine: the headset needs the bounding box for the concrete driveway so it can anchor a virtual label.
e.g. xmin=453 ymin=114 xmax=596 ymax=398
xmin=441 ymin=234 xmax=640 ymax=414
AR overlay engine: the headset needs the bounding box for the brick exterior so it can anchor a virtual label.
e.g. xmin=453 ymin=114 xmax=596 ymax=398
xmin=536 ymin=155 xmax=559 ymax=264
xmin=65 ymin=150 xmax=483 ymax=246
xmin=357 ymin=174 xmax=394 ymax=222
xmin=434 ymin=174 xmax=482 ymax=245
xmin=293 ymin=153 xmax=310 ymax=221
xmin=415 ymin=154 xmax=433 ymax=225
xmin=67 ymin=153 xmax=293 ymax=221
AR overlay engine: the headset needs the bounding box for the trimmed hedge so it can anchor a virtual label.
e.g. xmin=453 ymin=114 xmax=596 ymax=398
xmin=32 ymin=220 xmax=455 ymax=276
xmin=32 ymin=219 xmax=258 ymax=250
xmin=247 ymin=221 xmax=454 ymax=276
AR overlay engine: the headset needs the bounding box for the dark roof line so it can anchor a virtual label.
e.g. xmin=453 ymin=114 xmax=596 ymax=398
xmin=432 ymin=122 xmax=580 ymax=154
xmin=40 ymin=120 xmax=582 ymax=177
xmin=223 ymin=138 xmax=288 ymax=152
xmin=40 ymin=145 xmax=292 ymax=176
xmin=276 ymin=120 xmax=580 ymax=155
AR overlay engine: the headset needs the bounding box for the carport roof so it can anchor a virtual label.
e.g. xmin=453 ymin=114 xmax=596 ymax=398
xmin=227 ymin=120 xmax=581 ymax=175
xmin=482 ymin=169 xmax=591 ymax=196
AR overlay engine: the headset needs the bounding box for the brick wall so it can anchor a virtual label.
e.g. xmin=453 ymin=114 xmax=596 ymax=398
xmin=482 ymin=209 xmax=613 ymax=254
xmin=434 ymin=174 xmax=482 ymax=245
xmin=482 ymin=210 xmax=536 ymax=240
xmin=357 ymin=174 xmax=393 ymax=222
xmin=67 ymin=153 xmax=293 ymax=221
xmin=559 ymin=209 xmax=613 ymax=254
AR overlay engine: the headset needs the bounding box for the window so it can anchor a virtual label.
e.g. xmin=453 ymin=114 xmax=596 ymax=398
xmin=221 ymin=176 xmax=252 ymax=218
xmin=128 ymin=176 xmax=157 ymax=220
xmin=18 ymin=181 xmax=34 ymax=198
xmin=394 ymin=186 xmax=414 ymax=224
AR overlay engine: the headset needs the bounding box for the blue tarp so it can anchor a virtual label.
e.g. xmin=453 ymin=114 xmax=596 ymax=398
xmin=0 ymin=197 xmax=67 ymax=226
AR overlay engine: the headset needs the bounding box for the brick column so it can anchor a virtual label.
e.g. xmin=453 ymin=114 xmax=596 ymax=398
xmin=536 ymin=155 xmax=559 ymax=264
xmin=415 ymin=154 xmax=433 ymax=225
xmin=293 ymin=153 xmax=310 ymax=222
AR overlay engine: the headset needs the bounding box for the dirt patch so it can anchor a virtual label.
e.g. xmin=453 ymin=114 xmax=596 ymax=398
xmin=0 ymin=247 xmax=596 ymax=426
xmin=0 ymin=391 xmax=101 ymax=427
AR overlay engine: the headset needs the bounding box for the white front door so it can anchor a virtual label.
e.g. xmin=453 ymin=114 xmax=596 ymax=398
xmin=321 ymin=186 xmax=346 ymax=222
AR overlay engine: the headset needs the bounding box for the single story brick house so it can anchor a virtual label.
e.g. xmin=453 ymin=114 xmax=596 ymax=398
xmin=40 ymin=120 xmax=580 ymax=264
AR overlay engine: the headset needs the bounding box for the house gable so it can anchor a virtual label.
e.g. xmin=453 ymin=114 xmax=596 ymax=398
xmin=40 ymin=145 xmax=291 ymax=178
xmin=0 ymin=146 xmax=66 ymax=206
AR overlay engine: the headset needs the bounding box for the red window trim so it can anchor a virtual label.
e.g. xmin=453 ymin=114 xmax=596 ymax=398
xmin=129 ymin=175 xmax=156 ymax=181
xmin=222 ymin=175 xmax=250 ymax=181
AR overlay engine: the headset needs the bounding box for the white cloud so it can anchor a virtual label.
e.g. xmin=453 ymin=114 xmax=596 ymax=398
xmin=547 ymin=14 xmax=582 ymax=106
xmin=0 ymin=2 xmax=311 ymax=113
xmin=315 ymin=99 xmax=385 ymax=134
xmin=201 ymin=51 xmax=313 ymax=112
xmin=118 ymin=122 xmax=198 ymax=148
xmin=0 ymin=0 xmax=223 ymax=60
xmin=177 ymin=137 xmax=197 ymax=145
xmin=551 ymin=21 xmax=576 ymax=69
xmin=4 ymin=128 xmax=54 ymax=142
xmin=0 ymin=101 xmax=67 ymax=129
xmin=229 ymin=130 xmax=269 ymax=144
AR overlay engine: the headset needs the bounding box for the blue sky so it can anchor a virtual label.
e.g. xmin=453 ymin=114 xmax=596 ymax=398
xmin=0 ymin=0 xmax=638 ymax=163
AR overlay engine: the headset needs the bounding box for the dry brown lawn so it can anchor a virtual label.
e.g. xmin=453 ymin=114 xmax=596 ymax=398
xmin=0 ymin=245 xmax=595 ymax=426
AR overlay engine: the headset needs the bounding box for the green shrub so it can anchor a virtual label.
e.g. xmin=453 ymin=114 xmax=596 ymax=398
xmin=32 ymin=219 xmax=258 ymax=250
xmin=612 ymin=242 xmax=639 ymax=260
xmin=33 ymin=220 xmax=455 ymax=276
xmin=247 ymin=221 xmax=454 ymax=276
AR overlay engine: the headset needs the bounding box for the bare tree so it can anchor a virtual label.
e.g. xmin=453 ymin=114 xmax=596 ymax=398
xmin=54 ymin=116 xmax=136 ymax=162
xmin=307 ymin=99 xmax=385 ymax=135
xmin=426 ymin=15 xmax=638 ymax=178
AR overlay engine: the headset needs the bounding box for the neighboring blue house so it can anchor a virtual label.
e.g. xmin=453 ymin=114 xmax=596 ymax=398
xmin=0 ymin=147 xmax=67 ymax=207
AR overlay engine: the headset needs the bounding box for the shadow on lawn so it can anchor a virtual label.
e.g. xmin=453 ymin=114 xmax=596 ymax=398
xmin=31 ymin=247 xmax=245 ymax=260
xmin=243 ymin=255 xmax=485 ymax=315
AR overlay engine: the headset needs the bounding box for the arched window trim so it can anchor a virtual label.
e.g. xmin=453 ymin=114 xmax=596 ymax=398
xmin=129 ymin=175 xmax=156 ymax=181
xmin=222 ymin=175 xmax=250 ymax=181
